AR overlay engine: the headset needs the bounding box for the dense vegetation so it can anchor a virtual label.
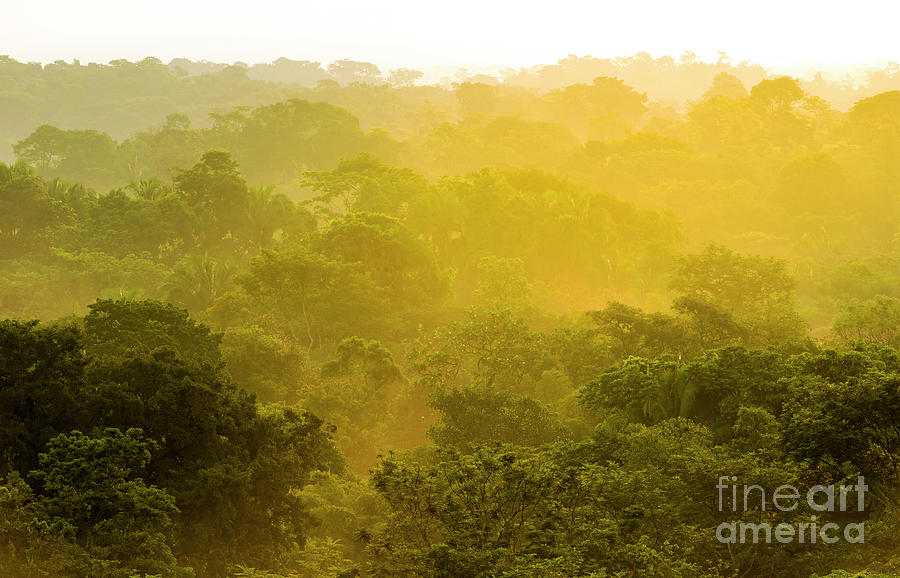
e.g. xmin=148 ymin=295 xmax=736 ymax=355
xmin=3 ymin=54 xmax=900 ymax=576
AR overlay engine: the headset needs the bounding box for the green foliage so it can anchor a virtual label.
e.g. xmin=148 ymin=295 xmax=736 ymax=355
xmin=221 ymin=325 xmax=310 ymax=403
xmin=73 ymin=188 xmax=195 ymax=259
xmin=306 ymin=336 xmax=417 ymax=473
xmin=0 ymin=319 xmax=87 ymax=477
xmin=834 ymin=296 xmax=900 ymax=346
xmin=428 ymin=386 xmax=567 ymax=449
xmin=174 ymin=150 xmax=250 ymax=252
xmin=311 ymin=212 xmax=450 ymax=320
xmin=83 ymin=298 xmax=222 ymax=361
xmin=242 ymin=245 xmax=388 ymax=348
xmin=589 ymin=301 xmax=685 ymax=358
xmin=671 ymin=244 xmax=806 ymax=345
xmin=165 ymin=253 xmax=236 ymax=314
xmin=30 ymin=428 xmax=181 ymax=577
xmin=473 ymin=256 xmax=533 ymax=313
xmin=304 ymin=153 xmax=429 ymax=217
xmin=6 ymin=55 xmax=900 ymax=577
xmin=0 ymin=471 xmax=69 ymax=576
xmin=408 ymin=309 xmax=549 ymax=393
xmin=322 ymin=337 xmax=404 ymax=386
xmin=0 ymin=161 xmax=58 ymax=257
xmin=14 ymin=125 xmax=123 ymax=190
xmin=580 ymin=346 xmax=792 ymax=439
xmin=0 ymin=304 xmax=340 ymax=576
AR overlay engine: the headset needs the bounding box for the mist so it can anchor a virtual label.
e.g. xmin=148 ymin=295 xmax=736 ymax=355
xmin=3 ymin=4 xmax=900 ymax=577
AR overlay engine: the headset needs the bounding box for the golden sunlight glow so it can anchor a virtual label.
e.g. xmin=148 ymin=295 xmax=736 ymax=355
xmin=3 ymin=0 xmax=898 ymax=73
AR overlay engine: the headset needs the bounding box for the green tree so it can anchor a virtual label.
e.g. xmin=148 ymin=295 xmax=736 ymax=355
xmin=473 ymin=256 xmax=533 ymax=313
xmin=83 ymin=298 xmax=222 ymax=361
xmin=834 ymin=296 xmax=900 ymax=346
xmin=221 ymin=325 xmax=310 ymax=403
xmin=589 ymin=301 xmax=684 ymax=359
xmin=0 ymin=161 xmax=57 ymax=257
xmin=242 ymin=246 xmax=388 ymax=348
xmin=303 ymin=154 xmax=430 ymax=217
xmin=0 ymin=320 xmax=87 ymax=478
xmin=311 ymin=212 xmax=450 ymax=321
xmin=428 ymin=386 xmax=566 ymax=449
xmin=30 ymin=428 xmax=182 ymax=577
xmin=407 ymin=310 xmax=548 ymax=393
xmin=165 ymin=253 xmax=236 ymax=314
xmin=671 ymin=244 xmax=805 ymax=345
xmin=74 ymin=187 xmax=195 ymax=259
xmin=246 ymin=184 xmax=295 ymax=249
xmin=14 ymin=125 xmax=124 ymax=190
xmin=174 ymin=150 xmax=250 ymax=251
xmin=0 ymin=472 xmax=69 ymax=575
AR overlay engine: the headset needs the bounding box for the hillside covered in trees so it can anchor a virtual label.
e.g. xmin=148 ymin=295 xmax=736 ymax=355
xmin=3 ymin=52 xmax=900 ymax=577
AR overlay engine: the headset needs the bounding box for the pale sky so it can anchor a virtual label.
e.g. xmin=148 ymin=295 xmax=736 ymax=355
xmin=2 ymin=0 xmax=897 ymax=72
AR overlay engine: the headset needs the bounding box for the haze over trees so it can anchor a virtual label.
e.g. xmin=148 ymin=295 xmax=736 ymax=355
xmin=3 ymin=51 xmax=900 ymax=576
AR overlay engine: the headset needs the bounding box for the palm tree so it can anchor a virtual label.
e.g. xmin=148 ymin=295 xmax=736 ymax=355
xmin=164 ymin=253 xmax=235 ymax=313
xmin=247 ymin=184 xmax=294 ymax=249
xmin=125 ymin=177 xmax=170 ymax=201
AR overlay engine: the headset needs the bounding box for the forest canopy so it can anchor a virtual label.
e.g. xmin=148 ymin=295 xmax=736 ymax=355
xmin=2 ymin=52 xmax=900 ymax=577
